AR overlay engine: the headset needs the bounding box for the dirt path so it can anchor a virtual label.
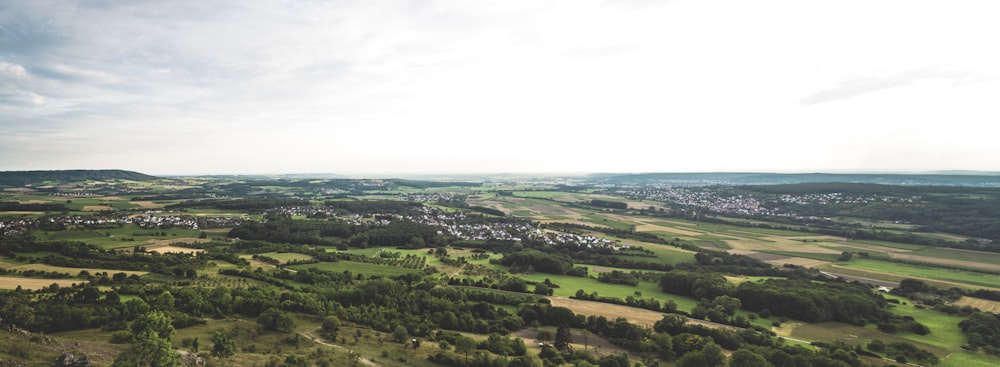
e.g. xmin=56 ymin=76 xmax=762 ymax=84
xmin=298 ymin=331 xmax=379 ymax=367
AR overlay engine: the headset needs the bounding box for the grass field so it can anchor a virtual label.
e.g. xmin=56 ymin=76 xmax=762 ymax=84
xmin=836 ymin=258 xmax=1000 ymax=289
xmin=34 ymin=224 xmax=204 ymax=249
xmin=288 ymin=261 xmax=422 ymax=278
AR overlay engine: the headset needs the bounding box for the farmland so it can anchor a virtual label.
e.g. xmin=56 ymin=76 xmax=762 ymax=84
xmin=3 ymin=173 xmax=1000 ymax=366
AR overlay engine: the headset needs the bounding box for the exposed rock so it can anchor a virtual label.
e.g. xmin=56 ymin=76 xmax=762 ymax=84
xmin=53 ymin=353 xmax=90 ymax=367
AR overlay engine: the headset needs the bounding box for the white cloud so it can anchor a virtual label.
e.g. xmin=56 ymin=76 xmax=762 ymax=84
xmin=2 ymin=0 xmax=1000 ymax=174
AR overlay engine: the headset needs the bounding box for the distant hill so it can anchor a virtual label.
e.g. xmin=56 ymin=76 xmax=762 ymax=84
xmin=0 ymin=169 xmax=159 ymax=187
xmin=594 ymin=172 xmax=1000 ymax=187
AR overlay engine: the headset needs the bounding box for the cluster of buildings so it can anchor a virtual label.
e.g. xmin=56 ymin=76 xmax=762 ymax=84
xmin=0 ymin=213 xmax=243 ymax=235
xmin=614 ymin=186 xmax=768 ymax=216
xmin=614 ymin=186 xmax=916 ymax=219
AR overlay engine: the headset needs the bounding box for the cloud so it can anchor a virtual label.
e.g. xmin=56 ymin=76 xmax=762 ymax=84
xmin=800 ymin=67 xmax=995 ymax=106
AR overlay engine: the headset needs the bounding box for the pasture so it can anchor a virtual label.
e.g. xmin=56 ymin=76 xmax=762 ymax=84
xmin=34 ymin=224 xmax=204 ymax=249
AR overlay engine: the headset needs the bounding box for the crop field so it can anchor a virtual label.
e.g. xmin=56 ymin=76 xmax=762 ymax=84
xmin=952 ymin=297 xmax=1000 ymax=313
xmin=835 ymin=258 xmax=1000 ymax=289
xmin=144 ymin=243 xmax=205 ymax=254
xmin=0 ymin=256 xmax=147 ymax=277
xmin=0 ymin=276 xmax=82 ymax=290
xmin=254 ymin=251 xmax=314 ymax=264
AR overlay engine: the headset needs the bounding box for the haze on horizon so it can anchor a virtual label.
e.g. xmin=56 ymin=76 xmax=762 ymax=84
xmin=2 ymin=0 xmax=999 ymax=176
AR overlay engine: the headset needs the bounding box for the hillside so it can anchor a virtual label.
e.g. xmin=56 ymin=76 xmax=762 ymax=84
xmin=596 ymin=172 xmax=1000 ymax=187
xmin=0 ymin=327 xmax=123 ymax=366
xmin=0 ymin=170 xmax=158 ymax=187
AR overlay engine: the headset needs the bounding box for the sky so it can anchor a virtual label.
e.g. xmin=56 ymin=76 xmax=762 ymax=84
xmin=2 ymin=0 xmax=999 ymax=176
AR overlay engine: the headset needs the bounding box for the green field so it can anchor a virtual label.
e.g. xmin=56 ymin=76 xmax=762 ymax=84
xmin=911 ymin=247 xmax=1000 ymax=264
xmin=34 ymin=224 xmax=203 ymax=249
xmin=288 ymin=261 xmax=422 ymax=277
xmin=837 ymin=258 xmax=1000 ymax=289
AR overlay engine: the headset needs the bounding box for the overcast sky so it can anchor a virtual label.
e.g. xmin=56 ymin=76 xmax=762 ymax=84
xmin=2 ymin=0 xmax=999 ymax=175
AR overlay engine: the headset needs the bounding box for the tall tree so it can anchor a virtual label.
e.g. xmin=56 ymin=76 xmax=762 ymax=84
xmin=112 ymin=311 xmax=181 ymax=367
xmin=210 ymin=331 xmax=236 ymax=358
xmin=554 ymin=325 xmax=572 ymax=352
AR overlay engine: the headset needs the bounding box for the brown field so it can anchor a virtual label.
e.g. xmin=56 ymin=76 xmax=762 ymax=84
xmin=0 ymin=211 xmax=44 ymax=215
xmin=129 ymin=201 xmax=164 ymax=208
xmin=953 ymin=297 xmax=1000 ymax=313
xmin=241 ymin=257 xmax=276 ymax=269
xmin=0 ymin=259 xmax=148 ymax=277
xmin=143 ymin=237 xmax=211 ymax=247
xmin=145 ymin=245 xmax=204 ymax=255
xmin=82 ymin=205 xmax=113 ymax=211
xmin=765 ymin=258 xmax=832 ymax=268
xmin=0 ymin=276 xmax=82 ymax=290
xmin=101 ymin=196 xmax=126 ymax=200
xmin=201 ymin=228 xmax=232 ymax=233
xmin=546 ymin=296 xmax=735 ymax=331
xmin=547 ymin=297 xmax=664 ymax=328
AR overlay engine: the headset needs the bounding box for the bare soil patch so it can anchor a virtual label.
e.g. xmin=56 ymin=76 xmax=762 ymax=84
xmin=634 ymin=222 xmax=703 ymax=237
xmin=735 ymin=251 xmax=792 ymax=262
xmin=143 ymin=237 xmax=211 ymax=247
xmin=546 ymin=297 xmax=735 ymax=331
xmin=101 ymin=196 xmax=125 ymax=200
xmin=547 ymin=297 xmax=665 ymax=328
xmin=146 ymin=245 xmax=204 ymax=255
xmin=130 ymin=201 xmax=164 ymax=208
xmin=0 ymin=257 xmax=147 ymax=277
xmin=765 ymin=258 xmax=831 ymax=268
xmin=82 ymin=205 xmax=113 ymax=212
xmin=201 ymin=228 xmax=232 ymax=233
xmin=0 ymin=211 xmax=44 ymax=215
xmin=0 ymin=276 xmax=81 ymax=290
xmin=243 ymin=258 xmax=276 ymax=269
xmin=953 ymin=297 xmax=1000 ymax=313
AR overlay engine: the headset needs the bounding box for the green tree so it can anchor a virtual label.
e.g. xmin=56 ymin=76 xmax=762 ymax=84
xmin=257 ymin=307 xmax=296 ymax=333
xmin=210 ymin=331 xmax=236 ymax=358
xmin=112 ymin=311 xmax=181 ymax=367
xmin=392 ymin=324 xmax=409 ymax=343
xmin=554 ymin=325 xmax=572 ymax=352
xmin=536 ymin=330 xmax=553 ymax=344
xmin=321 ymin=315 xmax=341 ymax=338
xmin=838 ymin=251 xmax=853 ymax=262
